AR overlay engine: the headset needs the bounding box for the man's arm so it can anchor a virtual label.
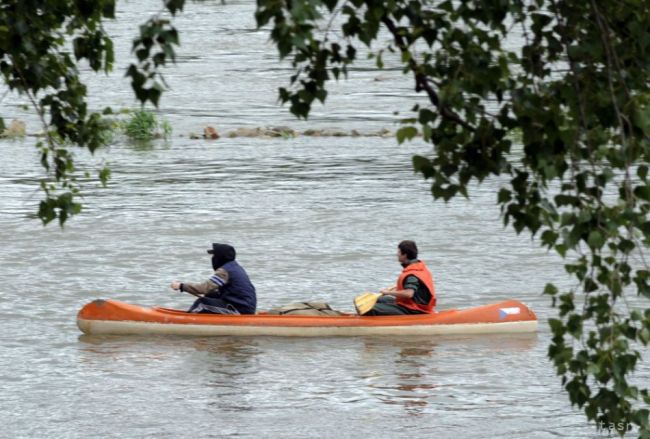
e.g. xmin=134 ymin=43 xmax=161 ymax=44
xmin=379 ymin=275 xmax=425 ymax=301
xmin=171 ymin=268 xmax=229 ymax=296
xmin=379 ymin=285 xmax=415 ymax=299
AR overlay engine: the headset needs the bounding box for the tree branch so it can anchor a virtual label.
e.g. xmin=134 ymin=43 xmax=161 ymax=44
xmin=381 ymin=15 xmax=475 ymax=132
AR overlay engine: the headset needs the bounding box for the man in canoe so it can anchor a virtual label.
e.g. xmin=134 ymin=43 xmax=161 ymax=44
xmin=364 ymin=240 xmax=436 ymax=316
xmin=170 ymin=243 xmax=257 ymax=314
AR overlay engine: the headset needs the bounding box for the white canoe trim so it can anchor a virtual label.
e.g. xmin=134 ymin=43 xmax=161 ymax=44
xmin=77 ymin=318 xmax=538 ymax=337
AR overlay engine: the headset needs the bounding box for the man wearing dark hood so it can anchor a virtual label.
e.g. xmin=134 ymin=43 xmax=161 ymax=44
xmin=170 ymin=243 xmax=257 ymax=314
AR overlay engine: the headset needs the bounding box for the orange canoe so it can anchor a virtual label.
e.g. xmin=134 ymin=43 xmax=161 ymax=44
xmin=77 ymin=299 xmax=538 ymax=336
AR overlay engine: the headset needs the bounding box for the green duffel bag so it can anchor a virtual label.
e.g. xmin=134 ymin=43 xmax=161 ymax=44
xmin=266 ymin=302 xmax=345 ymax=316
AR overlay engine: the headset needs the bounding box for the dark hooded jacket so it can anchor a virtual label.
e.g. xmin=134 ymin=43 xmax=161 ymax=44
xmin=181 ymin=243 xmax=257 ymax=314
xmin=208 ymin=244 xmax=256 ymax=314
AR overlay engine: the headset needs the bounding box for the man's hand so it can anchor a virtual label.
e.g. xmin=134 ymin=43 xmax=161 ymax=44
xmin=170 ymin=281 xmax=182 ymax=291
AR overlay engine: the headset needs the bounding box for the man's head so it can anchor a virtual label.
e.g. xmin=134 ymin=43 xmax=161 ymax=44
xmin=397 ymin=240 xmax=418 ymax=265
xmin=207 ymin=243 xmax=236 ymax=270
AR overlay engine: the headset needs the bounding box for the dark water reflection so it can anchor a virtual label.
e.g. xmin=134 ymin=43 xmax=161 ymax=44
xmin=69 ymin=333 xmax=557 ymax=438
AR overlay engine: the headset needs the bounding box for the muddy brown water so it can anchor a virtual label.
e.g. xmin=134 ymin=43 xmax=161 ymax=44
xmin=1 ymin=1 xmax=647 ymax=437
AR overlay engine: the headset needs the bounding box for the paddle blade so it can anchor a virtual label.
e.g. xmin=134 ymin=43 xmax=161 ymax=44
xmin=354 ymin=293 xmax=381 ymax=316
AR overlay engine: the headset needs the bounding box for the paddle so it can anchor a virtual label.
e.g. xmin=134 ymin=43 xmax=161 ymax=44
xmin=354 ymin=285 xmax=398 ymax=315
xmin=354 ymin=292 xmax=382 ymax=315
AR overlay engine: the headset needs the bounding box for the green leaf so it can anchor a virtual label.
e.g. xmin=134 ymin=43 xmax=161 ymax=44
xmin=412 ymin=155 xmax=434 ymax=179
xmin=99 ymin=167 xmax=111 ymax=186
xmin=396 ymin=126 xmax=418 ymax=144
xmin=635 ymin=185 xmax=650 ymax=201
xmin=640 ymin=327 xmax=650 ymax=345
xmin=634 ymin=102 xmax=650 ymax=135
xmin=541 ymin=230 xmax=558 ymax=248
xmin=418 ymin=109 xmax=437 ymax=124
xmin=587 ymin=230 xmax=605 ymax=250
xmin=544 ymin=283 xmax=559 ymax=296
xmin=165 ymin=0 xmax=185 ymax=15
xmin=586 ymin=363 xmax=600 ymax=375
xmin=566 ymin=314 xmax=583 ymax=338
xmin=584 ymin=278 xmax=598 ymax=293
xmin=548 ymin=318 xmax=565 ymax=336
xmin=497 ymin=188 xmax=511 ymax=203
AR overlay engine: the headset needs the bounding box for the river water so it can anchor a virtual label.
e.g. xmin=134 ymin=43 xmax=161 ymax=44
xmin=1 ymin=1 xmax=647 ymax=438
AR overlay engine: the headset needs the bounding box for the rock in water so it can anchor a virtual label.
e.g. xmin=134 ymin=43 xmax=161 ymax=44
xmin=203 ymin=126 xmax=220 ymax=139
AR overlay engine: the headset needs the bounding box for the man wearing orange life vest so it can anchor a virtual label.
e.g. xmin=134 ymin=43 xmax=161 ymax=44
xmin=365 ymin=240 xmax=436 ymax=316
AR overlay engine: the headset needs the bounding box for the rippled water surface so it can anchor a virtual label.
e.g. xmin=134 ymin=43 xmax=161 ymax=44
xmin=1 ymin=1 xmax=648 ymax=438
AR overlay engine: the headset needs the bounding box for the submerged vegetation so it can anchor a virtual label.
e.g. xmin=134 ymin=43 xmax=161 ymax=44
xmin=97 ymin=109 xmax=172 ymax=143
xmin=0 ymin=118 xmax=26 ymax=139
xmin=0 ymin=110 xmax=172 ymax=145
xmin=123 ymin=109 xmax=172 ymax=141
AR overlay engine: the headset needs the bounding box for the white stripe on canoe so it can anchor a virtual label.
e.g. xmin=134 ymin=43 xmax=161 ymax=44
xmin=77 ymin=319 xmax=538 ymax=336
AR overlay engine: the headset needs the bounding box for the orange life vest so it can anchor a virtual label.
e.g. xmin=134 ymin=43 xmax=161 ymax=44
xmin=396 ymin=260 xmax=436 ymax=313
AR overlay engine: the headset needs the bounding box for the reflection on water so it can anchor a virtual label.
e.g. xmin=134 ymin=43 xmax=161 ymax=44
xmin=380 ymin=342 xmax=437 ymax=416
xmin=76 ymin=333 xmax=539 ymax=422
xmin=356 ymin=334 xmax=539 ymax=417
